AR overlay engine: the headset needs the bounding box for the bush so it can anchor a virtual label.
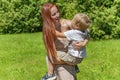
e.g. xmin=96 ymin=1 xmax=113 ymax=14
xmin=0 ymin=0 xmax=120 ymax=39
xmin=0 ymin=0 xmax=41 ymax=34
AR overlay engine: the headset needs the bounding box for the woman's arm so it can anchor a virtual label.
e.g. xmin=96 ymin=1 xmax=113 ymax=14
xmin=55 ymin=30 xmax=66 ymax=38
xmin=72 ymin=35 xmax=89 ymax=50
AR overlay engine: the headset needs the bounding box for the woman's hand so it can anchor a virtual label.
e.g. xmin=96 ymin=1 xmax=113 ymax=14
xmin=72 ymin=39 xmax=89 ymax=50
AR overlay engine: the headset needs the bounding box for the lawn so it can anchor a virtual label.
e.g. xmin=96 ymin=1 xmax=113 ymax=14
xmin=0 ymin=32 xmax=120 ymax=80
xmin=77 ymin=39 xmax=120 ymax=80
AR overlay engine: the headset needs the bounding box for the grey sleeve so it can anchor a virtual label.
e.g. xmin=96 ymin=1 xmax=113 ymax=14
xmin=64 ymin=30 xmax=74 ymax=41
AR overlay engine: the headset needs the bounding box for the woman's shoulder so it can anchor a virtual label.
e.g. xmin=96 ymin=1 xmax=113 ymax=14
xmin=60 ymin=19 xmax=71 ymax=24
xmin=60 ymin=18 xmax=71 ymax=28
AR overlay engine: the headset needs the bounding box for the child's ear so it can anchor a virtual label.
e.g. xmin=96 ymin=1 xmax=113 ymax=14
xmin=87 ymin=28 xmax=90 ymax=33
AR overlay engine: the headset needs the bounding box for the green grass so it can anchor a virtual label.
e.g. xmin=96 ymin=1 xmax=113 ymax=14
xmin=0 ymin=32 xmax=120 ymax=80
xmin=77 ymin=40 xmax=120 ymax=80
xmin=0 ymin=33 xmax=46 ymax=80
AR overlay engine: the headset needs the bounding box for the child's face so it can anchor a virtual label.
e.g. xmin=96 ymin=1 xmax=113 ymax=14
xmin=72 ymin=23 xmax=88 ymax=31
xmin=72 ymin=23 xmax=81 ymax=30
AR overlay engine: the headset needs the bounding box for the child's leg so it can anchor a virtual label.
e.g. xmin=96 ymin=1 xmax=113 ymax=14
xmin=75 ymin=58 xmax=83 ymax=73
xmin=41 ymin=56 xmax=56 ymax=80
xmin=75 ymin=65 xmax=80 ymax=73
xmin=46 ymin=56 xmax=54 ymax=75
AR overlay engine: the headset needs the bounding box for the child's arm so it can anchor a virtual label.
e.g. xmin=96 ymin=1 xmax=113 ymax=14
xmin=55 ymin=30 xmax=66 ymax=38
xmin=83 ymin=29 xmax=90 ymax=45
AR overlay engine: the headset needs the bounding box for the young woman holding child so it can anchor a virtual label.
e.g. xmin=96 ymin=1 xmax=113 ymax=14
xmin=41 ymin=3 xmax=90 ymax=80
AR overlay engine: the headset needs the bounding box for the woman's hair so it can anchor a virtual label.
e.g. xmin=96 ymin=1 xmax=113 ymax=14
xmin=41 ymin=3 xmax=64 ymax=64
xmin=72 ymin=13 xmax=92 ymax=28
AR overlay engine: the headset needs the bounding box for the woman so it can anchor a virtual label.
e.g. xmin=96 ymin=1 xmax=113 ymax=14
xmin=41 ymin=3 xmax=89 ymax=80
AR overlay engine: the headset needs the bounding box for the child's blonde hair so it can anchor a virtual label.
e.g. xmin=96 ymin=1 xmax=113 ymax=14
xmin=72 ymin=13 xmax=92 ymax=28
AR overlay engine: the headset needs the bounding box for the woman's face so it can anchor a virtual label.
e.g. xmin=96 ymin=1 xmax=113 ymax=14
xmin=50 ymin=6 xmax=60 ymax=24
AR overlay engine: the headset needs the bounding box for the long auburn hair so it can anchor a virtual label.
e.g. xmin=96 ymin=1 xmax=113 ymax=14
xmin=41 ymin=3 xmax=65 ymax=64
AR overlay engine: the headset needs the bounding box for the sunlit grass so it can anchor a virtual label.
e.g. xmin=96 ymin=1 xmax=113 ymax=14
xmin=0 ymin=33 xmax=46 ymax=80
xmin=0 ymin=33 xmax=120 ymax=80
xmin=77 ymin=40 xmax=120 ymax=80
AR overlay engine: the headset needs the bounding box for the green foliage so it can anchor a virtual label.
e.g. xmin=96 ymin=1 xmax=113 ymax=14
xmin=75 ymin=0 xmax=120 ymax=39
xmin=0 ymin=0 xmax=41 ymax=34
xmin=0 ymin=0 xmax=120 ymax=39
